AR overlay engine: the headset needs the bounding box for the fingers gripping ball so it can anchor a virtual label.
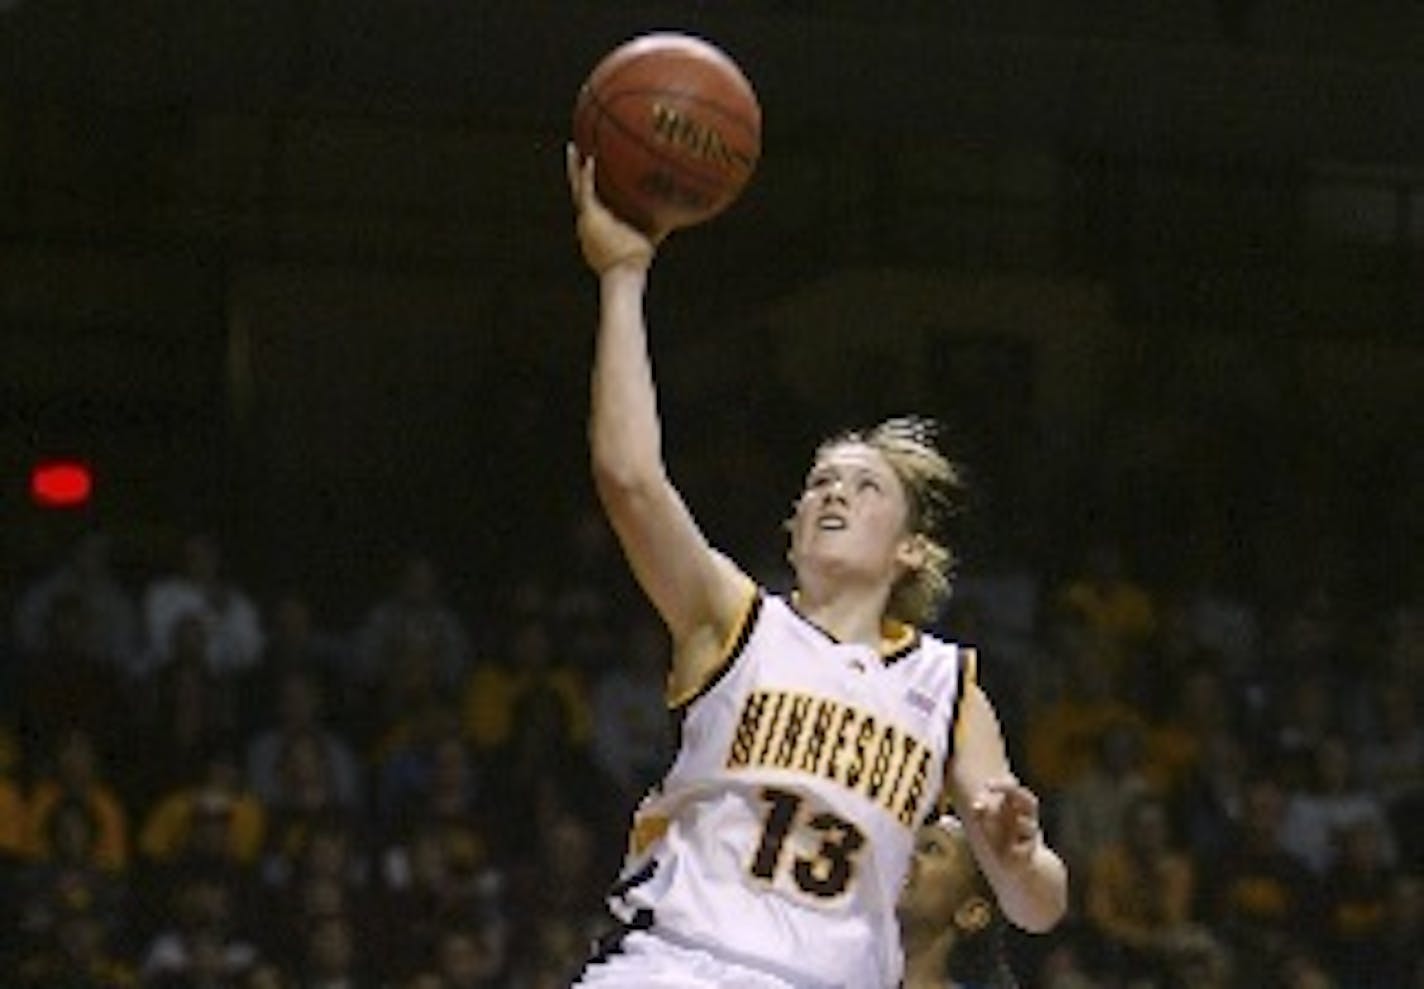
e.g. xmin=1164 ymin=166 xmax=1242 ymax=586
xmin=572 ymin=32 xmax=761 ymax=237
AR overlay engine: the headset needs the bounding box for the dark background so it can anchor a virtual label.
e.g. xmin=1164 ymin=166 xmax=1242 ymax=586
xmin=3 ymin=0 xmax=1421 ymax=618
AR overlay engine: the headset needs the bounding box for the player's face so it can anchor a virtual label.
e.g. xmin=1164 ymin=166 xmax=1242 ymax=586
xmin=898 ymin=820 xmax=981 ymax=928
xmin=789 ymin=443 xmax=916 ymax=586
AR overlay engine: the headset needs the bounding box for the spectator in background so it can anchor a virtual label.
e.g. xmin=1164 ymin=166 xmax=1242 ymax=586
xmin=374 ymin=821 xmax=502 ymax=984
xmin=432 ymin=919 xmax=506 ymax=989
xmin=944 ymin=542 xmax=1042 ymax=689
xmin=1055 ymin=720 xmax=1155 ymax=887
xmin=269 ymin=867 xmax=360 ymax=973
xmin=355 ymin=553 xmax=470 ymax=691
xmin=1205 ymin=773 xmax=1321 ymax=985
xmin=1269 ymin=582 xmax=1346 ymax=676
xmin=138 ymin=745 xmax=266 ymax=871
xmin=1356 ymin=677 xmax=1424 ymax=801
xmin=505 ymin=810 xmax=605 ymax=978
xmin=376 ymin=727 xmax=494 ymax=922
xmin=1031 ymin=941 xmax=1104 ymax=989
xmin=374 ymin=704 xmax=465 ymax=832
xmin=258 ymin=733 xmax=359 ymax=892
xmin=247 ymin=668 xmax=362 ymax=813
xmin=1025 ymin=610 xmax=1148 ymax=792
xmin=368 ymin=635 xmax=453 ymax=766
xmin=1178 ymin=560 xmax=1261 ymax=687
xmin=15 ymin=900 xmax=137 ymax=989
xmin=1266 ymin=670 xmax=1343 ymax=790
xmin=14 ymin=586 xmax=128 ymax=759
xmin=1355 ymin=675 xmax=1424 ymax=870
xmin=506 ymin=916 xmax=587 ymax=989
xmin=1053 ymin=538 xmax=1158 ymax=686
xmin=26 ymin=729 xmax=128 ymax=874
xmin=1282 ymin=733 xmax=1397 ymax=876
xmin=13 ymin=796 xmax=130 ymax=970
xmin=590 ymin=615 xmax=673 ymax=812
xmin=131 ymin=613 xmax=242 ymax=805
xmin=296 ymin=912 xmax=375 ymax=989
xmin=1317 ymin=816 xmax=1402 ymax=988
xmin=244 ymin=590 xmax=355 ymax=741
xmin=244 ymin=962 xmax=291 ymax=989
xmin=481 ymin=682 xmax=610 ymax=862
xmin=546 ymin=509 xmax=637 ymax=673
xmin=1173 ymin=724 xmax=1251 ymax=861
xmin=139 ymin=866 xmax=260 ymax=986
xmin=1135 ymin=593 xmax=1212 ymax=718
xmin=1083 ymin=792 xmax=1206 ymax=985
xmin=1144 ymin=662 xmax=1236 ymax=799
xmin=1374 ymin=874 xmax=1424 ymax=988
xmin=142 ymin=531 xmax=265 ymax=678
xmin=13 ymin=532 xmax=138 ymax=676
xmin=460 ymin=611 xmax=591 ymax=757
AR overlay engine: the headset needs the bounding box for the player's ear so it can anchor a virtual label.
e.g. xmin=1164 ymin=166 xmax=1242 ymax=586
xmin=784 ymin=507 xmax=800 ymax=566
xmin=896 ymin=533 xmax=927 ymax=571
xmin=953 ymin=895 xmax=993 ymax=934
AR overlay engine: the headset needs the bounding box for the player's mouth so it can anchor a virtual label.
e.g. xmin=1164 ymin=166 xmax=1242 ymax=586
xmin=816 ymin=514 xmax=847 ymax=531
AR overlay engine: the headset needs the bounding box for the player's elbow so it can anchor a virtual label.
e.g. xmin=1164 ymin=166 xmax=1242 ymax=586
xmin=592 ymin=447 xmax=657 ymax=498
xmin=1007 ymin=857 xmax=1069 ymax=934
xmin=591 ymin=449 xmax=667 ymax=520
xmin=1012 ymin=892 xmax=1067 ymax=934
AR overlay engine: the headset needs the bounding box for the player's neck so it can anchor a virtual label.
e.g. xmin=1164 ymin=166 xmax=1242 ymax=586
xmin=794 ymin=587 xmax=888 ymax=649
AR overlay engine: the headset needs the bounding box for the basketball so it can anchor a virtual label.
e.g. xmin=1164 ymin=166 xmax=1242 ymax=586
xmin=572 ymin=32 xmax=761 ymax=236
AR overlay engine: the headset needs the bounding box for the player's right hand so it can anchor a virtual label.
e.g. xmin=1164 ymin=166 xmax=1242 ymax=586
xmin=567 ymin=144 xmax=660 ymax=275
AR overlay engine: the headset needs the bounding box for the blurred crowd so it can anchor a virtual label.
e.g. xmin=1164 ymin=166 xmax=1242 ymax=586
xmin=1 ymin=519 xmax=1421 ymax=988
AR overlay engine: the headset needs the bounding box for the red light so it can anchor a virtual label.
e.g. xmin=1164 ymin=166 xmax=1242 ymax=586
xmin=30 ymin=460 xmax=94 ymax=508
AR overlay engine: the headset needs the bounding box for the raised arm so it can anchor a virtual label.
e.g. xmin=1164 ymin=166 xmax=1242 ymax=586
xmin=948 ymin=666 xmax=1069 ymax=933
xmin=568 ymin=148 xmax=751 ymax=693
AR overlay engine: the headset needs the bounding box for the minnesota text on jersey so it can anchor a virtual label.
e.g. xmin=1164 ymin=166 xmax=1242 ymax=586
xmin=725 ymin=688 xmax=935 ymax=827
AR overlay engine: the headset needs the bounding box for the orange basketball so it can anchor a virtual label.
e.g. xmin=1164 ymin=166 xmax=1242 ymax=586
xmin=572 ymin=33 xmax=761 ymax=236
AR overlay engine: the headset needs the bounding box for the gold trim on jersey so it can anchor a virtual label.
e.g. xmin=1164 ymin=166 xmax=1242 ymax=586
xmin=879 ymin=617 xmax=918 ymax=660
xmin=951 ymin=647 xmax=977 ymax=757
xmin=725 ymin=688 xmax=937 ymax=828
xmin=628 ymin=812 xmax=670 ymax=857
xmin=932 ymin=646 xmax=978 ymax=821
xmin=666 ymin=583 xmax=762 ymax=710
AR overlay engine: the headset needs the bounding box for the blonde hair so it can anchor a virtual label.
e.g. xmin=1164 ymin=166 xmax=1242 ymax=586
xmin=817 ymin=416 xmax=965 ymax=626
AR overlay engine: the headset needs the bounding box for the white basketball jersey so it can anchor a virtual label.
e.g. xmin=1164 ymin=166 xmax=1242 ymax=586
xmin=606 ymin=591 xmax=973 ymax=988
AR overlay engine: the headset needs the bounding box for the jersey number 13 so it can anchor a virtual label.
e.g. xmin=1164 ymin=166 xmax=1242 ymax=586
xmin=749 ymin=787 xmax=866 ymax=899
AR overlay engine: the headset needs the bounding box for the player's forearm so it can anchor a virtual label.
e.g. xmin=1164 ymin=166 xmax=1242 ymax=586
xmin=590 ymin=262 xmax=665 ymax=492
xmin=985 ymin=838 xmax=1068 ymax=933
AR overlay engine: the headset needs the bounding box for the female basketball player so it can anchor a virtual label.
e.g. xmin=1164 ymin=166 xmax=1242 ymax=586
xmin=899 ymin=815 xmax=1019 ymax=989
xmin=568 ymin=147 xmax=1066 ymax=989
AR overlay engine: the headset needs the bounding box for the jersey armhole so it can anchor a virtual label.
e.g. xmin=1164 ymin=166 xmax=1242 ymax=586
xmin=947 ymin=645 xmax=978 ymax=763
xmin=666 ymin=584 xmax=762 ymax=711
xmin=932 ymin=645 xmax=978 ymax=821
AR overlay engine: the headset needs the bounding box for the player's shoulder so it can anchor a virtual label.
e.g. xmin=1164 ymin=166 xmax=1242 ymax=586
xmin=906 ymin=629 xmax=978 ymax=684
xmin=914 ymin=625 xmax=969 ymax=659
